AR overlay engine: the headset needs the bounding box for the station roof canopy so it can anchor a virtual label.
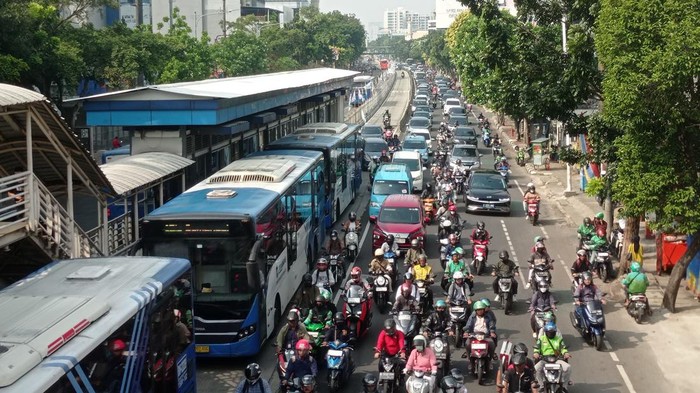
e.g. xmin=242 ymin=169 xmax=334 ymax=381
xmin=0 ymin=83 xmax=114 ymax=198
xmin=100 ymin=152 xmax=194 ymax=196
xmin=67 ymin=68 xmax=359 ymax=127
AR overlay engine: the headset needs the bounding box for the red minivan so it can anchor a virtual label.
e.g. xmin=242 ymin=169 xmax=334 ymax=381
xmin=371 ymin=194 xmax=425 ymax=250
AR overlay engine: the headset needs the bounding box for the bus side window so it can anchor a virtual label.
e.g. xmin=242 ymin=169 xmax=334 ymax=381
xmin=284 ymin=192 xmax=297 ymax=265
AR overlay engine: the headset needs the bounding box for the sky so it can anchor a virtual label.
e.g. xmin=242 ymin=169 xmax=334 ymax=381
xmin=320 ymin=0 xmax=435 ymax=29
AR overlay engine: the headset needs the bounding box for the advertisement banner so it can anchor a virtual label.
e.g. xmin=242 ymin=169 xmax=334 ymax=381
xmin=435 ymin=0 xmax=467 ymax=29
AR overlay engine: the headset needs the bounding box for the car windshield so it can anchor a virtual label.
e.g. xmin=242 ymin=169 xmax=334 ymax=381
xmin=471 ymin=175 xmax=507 ymax=190
xmin=403 ymin=139 xmax=426 ymax=149
xmin=409 ymin=118 xmax=430 ymax=128
xmin=362 ymin=126 xmax=383 ymax=136
xmin=372 ymin=180 xmax=409 ymax=195
xmin=379 ymin=207 xmax=421 ymax=224
xmin=454 ymin=128 xmax=476 ymax=137
xmin=410 ymin=132 xmax=429 ymax=141
xmin=449 ymin=107 xmax=466 ymax=114
xmin=413 ymin=99 xmax=428 ymax=106
xmin=365 ymin=141 xmax=388 ymax=153
xmin=393 ymin=158 xmax=420 ymax=171
xmin=414 ymin=111 xmax=431 ymax=119
xmin=452 ymin=146 xmax=478 ymax=157
xmin=445 ymin=99 xmax=461 ymax=106
xmin=449 ymin=116 xmax=468 ymax=126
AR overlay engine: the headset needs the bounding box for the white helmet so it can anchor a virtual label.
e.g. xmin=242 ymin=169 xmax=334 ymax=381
xmin=453 ymin=271 xmax=465 ymax=280
xmin=374 ymin=248 xmax=384 ymax=257
xmin=444 ymin=184 xmax=453 ymax=192
xmin=527 ymin=182 xmax=534 ymax=189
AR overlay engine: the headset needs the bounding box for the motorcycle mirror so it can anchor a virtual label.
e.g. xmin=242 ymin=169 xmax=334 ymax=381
xmin=369 ymin=216 xmax=377 ymax=223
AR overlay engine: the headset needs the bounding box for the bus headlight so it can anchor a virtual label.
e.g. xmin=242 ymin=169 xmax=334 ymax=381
xmin=238 ymin=324 xmax=256 ymax=339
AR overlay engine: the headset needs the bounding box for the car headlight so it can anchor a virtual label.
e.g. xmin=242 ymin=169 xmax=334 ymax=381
xmin=466 ymin=195 xmax=480 ymax=202
xmin=499 ymin=198 xmax=511 ymax=202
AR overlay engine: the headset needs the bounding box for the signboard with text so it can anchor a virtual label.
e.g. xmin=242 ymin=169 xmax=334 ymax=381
xmin=435 ymin=0 xmax=468 ymax=29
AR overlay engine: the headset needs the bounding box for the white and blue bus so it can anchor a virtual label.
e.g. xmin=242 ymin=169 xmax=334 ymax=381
xmin=267 ymin=122 xmax=362 ymax=230
xmin=140 ymin=150 xmax=326 ymax=357
xmin=0 ymin=257 xmax=196 ymax=393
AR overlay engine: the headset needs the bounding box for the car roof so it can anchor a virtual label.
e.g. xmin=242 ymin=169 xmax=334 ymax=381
xmin=409 ymin=116 xmax=430 ymax=122
xmin=362 ymin=124 xmax=383 ymax=131
xmin=404 ymin=134 xmax=427 ymax=141
xmin=392 ymin=150 xmax=421 ymax=159
xmin=455 ymin=126 xmax=476 ymax=132
xmin=383 ymin=194 xmax=422 ymax=207
xmin=453 ymin=144 xmax=478 ymax=149
xmin=470 ymin=169 xmax=502 ymax=177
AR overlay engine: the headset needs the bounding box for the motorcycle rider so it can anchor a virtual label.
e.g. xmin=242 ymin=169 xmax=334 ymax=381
xmin=404 ymin=239 xmax=425 ymax=267
xmin=470 ymin=221 xmax=491 ymax=259
xmin=584 ymin=228 xmax=608 ymax=267
xmin=383 ymin=109 xmax=391 ymax=123
xmin=311 ymin=257 xmax=336 ymax=289
xmin=424 ymin=300 xmax=450 ymax=334
xmin=622 ymin=261 xmax=650 ymax=310
xmin=282 ymin=339 xmax=318 ymax=386
xmin=381 ymin=234 xmax=401 ymax=257
xmin=389 ymin=134 xmax=401 ymax=149
xmin=393 ymin=281 xmax=420 ymax=312
xmin=404 ymin=335 xmax=438 ymax=393
xmin=379 ymin=150 xmax=391 ymax=163
xmin=444 ymin=234 xmax=463 ymax=259
xmin=369 ymin=248 xmax=393 ymax=291
xmin=444 ymin=248 xmax=474 ymax=295
xmin=374 ymin=319 xmax=407 ymax=363
xmin=577 ymin=217 xmax=595 ymax=246
xmin=421 ymin=183 xmax=436 ymax=200
xmin=304 ymin=294 xmax=333 ymax=328
xmin=572 ymin=271 xmax=606 ymax=329
xmin=533 ymin=322 xmax=571 ymax=388
xmin=323 ymin=312 xmax=356 ymax=370
xmin=526 ymin=242 xmax=553 ymax=289
xmin=275 ymin=311 xmax=310 ymax=354
xmin=492 ymin=250 xmax=520 ymax=304
xmin=343 ymin=212 xmax=361 ymax=233
xmin=446 ymin=271 xmax=474 ymax=309
xmin=571 ymin=249 xmax=592 ymax=286
xmin=528 ymin=282 xmax=557 ymax=338
xmin=495 ymin=156 xmax=510 ymax=171
xmin=362 ymin=373 xmax=378 ymax=393
xmin=326 ymin=230 xmax=344 ymax=256
xmin=530 ymin=236 xmax=548 ymax=254
xmin=236 ymin=363 xmax=273 ymax=393
xmin=344 ymin=266 xmax=373 ymax=294
xmin=462 ymin=301 xmax=497 ymax=359
xmin=411 ymin=254 xmax=435 ymax=306
xmin=593 ymin=211 xmax=608 ymax=234
xmin=500 ymin=353 xmax=538 ymax=393
xmin=292 ymin=273 xmax=321 ymax=314
xmin=522 ymin=183 xmax=541 ymax=220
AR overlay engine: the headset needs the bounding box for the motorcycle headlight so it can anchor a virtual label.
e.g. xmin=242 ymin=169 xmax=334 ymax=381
xmin=433 ymin=340 xmax=444 ymax=352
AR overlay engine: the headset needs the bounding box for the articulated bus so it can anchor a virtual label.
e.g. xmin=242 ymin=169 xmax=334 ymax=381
xmin=267 ymin=122 xmax=362 ymax=231
xmin=140 ymin=150 xmax=326 ymax=357
xmin=0 ymin=257 xmax=196 ymax=393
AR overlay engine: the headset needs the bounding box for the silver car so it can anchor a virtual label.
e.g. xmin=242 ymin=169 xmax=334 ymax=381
xmin=406 ymin=117 xmax=432 ymax=134
xmin=450 ymin=144 xmax=482 ymax=170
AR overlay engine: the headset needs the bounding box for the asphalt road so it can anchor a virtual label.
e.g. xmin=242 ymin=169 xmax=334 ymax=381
xmin=196 ymin=77 xmax=671 ymax=393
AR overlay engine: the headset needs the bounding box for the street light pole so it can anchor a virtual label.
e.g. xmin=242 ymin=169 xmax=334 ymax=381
xmin=562 ymin=12 xmax=573 ymax=194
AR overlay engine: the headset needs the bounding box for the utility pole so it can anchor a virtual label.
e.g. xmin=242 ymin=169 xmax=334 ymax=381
xmin=136 ymin=0 xmax=145 ymax=86
xmin=223 ymin=0 xmax=227 ymax=38
xmin=562 ymin=11 xmax=573 ymax=195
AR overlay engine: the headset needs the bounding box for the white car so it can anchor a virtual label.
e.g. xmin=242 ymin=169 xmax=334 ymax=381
xmin=407 ymin=129 xmax=433 ymax=150
xmin=392 ymin=150 xmax=425 ymax=192
xmin=443 ymin=98 xmax=462 ymax=116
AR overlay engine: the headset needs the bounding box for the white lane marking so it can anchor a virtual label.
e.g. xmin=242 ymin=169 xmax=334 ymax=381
xmin=514 ymin=179 xmax=525 ymax=196
xmin=539 ymin=225 xmax=549 ymax=237
xmin=333 ymin=224 xmax=371 ymax=304
xmin=500 ymin=219 xmax=528 ymax=288
xmin=616 ymin=364 xmax=638 ymax=393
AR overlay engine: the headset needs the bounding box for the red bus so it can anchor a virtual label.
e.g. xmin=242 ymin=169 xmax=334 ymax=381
xmin=380 ymin=59 xmax=389 ymax=70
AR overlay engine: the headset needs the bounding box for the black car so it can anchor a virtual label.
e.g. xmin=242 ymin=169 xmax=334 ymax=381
xmin=448 ymin=115 xmax=469 ymax=129
xmin=453 ymin=126 xmax=478 ymax=145
xmin=465 ymin=170 xmax=511 ymax=214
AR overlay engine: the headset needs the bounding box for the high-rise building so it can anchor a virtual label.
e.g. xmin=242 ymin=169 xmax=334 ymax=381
xmin=383 ymin=7 xmax=432 ymax=36
xmin=435 ymin=0 xmax=516 ymax=29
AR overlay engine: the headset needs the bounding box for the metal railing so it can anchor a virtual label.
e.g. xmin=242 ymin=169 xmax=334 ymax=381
xmin=0 ymin=171 xmax=103 ymax=258
xmin=87 ymin=213 xmax=134 ymax=256
xmin=345 ymin=72 xmax=397 ymax=126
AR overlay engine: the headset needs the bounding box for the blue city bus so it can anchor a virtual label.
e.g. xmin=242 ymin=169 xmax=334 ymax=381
xmin=140 ymin=150 xmax=326 ymax=357
xmin=267 ymin=122 xmax=362 ymax=230
xmin=0 ymin=256 xmax=196 ymax=393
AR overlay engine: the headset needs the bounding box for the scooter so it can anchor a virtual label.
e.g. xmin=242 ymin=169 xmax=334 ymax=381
xmin=439 ymin=238 xmax=450 ymax=270
xmin=384 ymin=250 xmax=399 ymax=285
xmin=406 ymin=370 xmax=433 ymax=393
xmin=571 ymin=299 xmax=606 ymax=351
xmin=449 ymin=301 xmax=469 ymax=348
xmin=467 ymin=333 xmax=491 ymax=385
xmin=471 ymin=238 xmax=490 ymax=276
xmin=496 ymin=275 xmax=515 ymax=314
xmin=276 ymin=342 xmax=296 ymax=382
xmin=496 ymin=165 xmax=510 ymax=184
xmin=626 ymin=294 xmax=651 ymax=324
xmin=329 ymin=253 xmax=344 ymax=287
xmin=344 ymin=284 xmax=372 ymax=338
xmin=422 ymin=197 xmax=437 ymax=224
xmin=540 ymin=356 xmax=570 ymax=393
xmin=326 ymin=340 xmax=355 ymax=393
xmin=527 ymin=202 xmax=540 ymax=226
xmin=416 ymin=280 xmax=433 ymax=316
xmin=482 ymin=132 xmax=491 ymax=147
xmin=394 ymin=310 xmax=420 ymax=351
xmin=304 ymin=320 xmax=327 ymax=358
xmin=516 ymin=149 xmax=526 ymax=166
xmin=429 ymin=331 xmax=451 ymax=373
xmin=371 ymin=273 xmax=392 ymax=313
xmin=591 ymin=246 xmax=613 ymax=282
xmin=492 ymin=142 xmax=503 ymax=159
xmin=530 ymin=264 xmax=553 ymax=291
xmin=344 ymin=228 xmax=359 ymax=261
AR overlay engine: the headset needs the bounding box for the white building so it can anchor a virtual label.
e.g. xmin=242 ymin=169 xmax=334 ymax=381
xmin=384 ymin=7 xmax=432 ymax=36
xmin=435 ymin=0 xmax=517 ymax=30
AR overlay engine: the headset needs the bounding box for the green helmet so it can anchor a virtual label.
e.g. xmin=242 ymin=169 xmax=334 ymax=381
xmin=630 ymin=262 xmax=641 ymax=273
xmin=534 ymin=236 xmax=543 ymax=243
xmin=452 ymin=247 xmax=464 ymax=256
xmin=480 ymin=298 xmax=491 ymax=308
xmin=595 ymin=212 xmax=604 ymax=219
xmin=436 ymin=299 xmax=447 ymax=308
xmin=473 ymin=301 xmax=486 ymax=311
xmin=320 ymin=288 xmax=332 ymax=302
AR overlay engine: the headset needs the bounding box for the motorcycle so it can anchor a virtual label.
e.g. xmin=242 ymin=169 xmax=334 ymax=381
xmin=482 ymin=132 xmax=491 ymax=147
xmin=383 ymin=116 xmax=392 ymax=129
xmin=429 ymin=331 xmax=451 ymax=373
xmin=276 ymin=342 xmax=296 ymax=381
xmin=449 ymin=302 xmax=469 ymax=348
xmin=422 ymin=197 xmax=437 ymax=224
xmin=468 ymin=333 xmax=491 ymax=385
xmin=326 ymin=340 xmax=354 ymax=392
xmin=329 ymin=253 xmax=344 ymax=286
xmin=591 ymin=245 xmax=613 ymax=282
xmin=415 ymin=280 xmax=432 ymax=316
xmin=372 ymin=273 xmax=392 ymax=313
xmin=530 ymin=264 xmax=552 ymax=291
xmin=527 ymin=202 xmax=540 ymax=226
xmin=516 ymin=149 xmax=526 ymax=166
xmin=438 ymin=238 xmax=450 ymax=270
xmin=304 ymin=320 xmax=328 ymax=357
xmin=626 ymin=294 xmax=651 ymax=324
xmin=496 ymin=165 xmax=510 ymax=184
xmin=533 ymin=306 xmax=556 ymax=339
xmin=406 ymin=370 xmax=432 ymax=393
xmin=540 ymin=356 xmax=569 ymax=393
xmin=343 ymin=284 xmax=372 ymax=339
xmin=571 ymin=271 xmax=590 ymax=293
xmin=344 ymin=228 xmax=359 ymax=261
xmin=284 ymin=376 xmax=311 ymax=393
xmin=496 ymin=275 xmax=515 ymax=314
xmin=492 ymin=142 xmax=503 ymax=159
xmin=394 ymin=310 xmax=420 ymax=351
xmin=377 ymin=352 xmax=402 ymax=393
xmin=384 ymin=251 xmax=399 ymax=285
xmin=571 ymin=299 xmax=606 ymax=351
xmin=471 ymin=238 xmax=490 ymax=276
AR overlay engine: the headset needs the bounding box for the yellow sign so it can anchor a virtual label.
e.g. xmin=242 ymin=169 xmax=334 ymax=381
xmin=195 ymin=345 xmax=210 ymax=353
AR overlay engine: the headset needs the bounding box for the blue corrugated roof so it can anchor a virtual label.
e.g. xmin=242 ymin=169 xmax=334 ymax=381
xmin=146 ymin=188 xmax=279 ymax=220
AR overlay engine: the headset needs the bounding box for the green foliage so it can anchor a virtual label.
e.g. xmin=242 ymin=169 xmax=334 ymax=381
xmin=213 ymin=31 xmax=268 ymax=77
xmin=367 ymin=36 xmax=412 ymax=61
xmin=583 ymin=176 xmax=605 ymax=198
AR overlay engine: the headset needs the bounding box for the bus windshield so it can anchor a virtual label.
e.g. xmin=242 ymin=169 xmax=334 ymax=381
xmin=372 ymin=180 xmax=409 ymax=196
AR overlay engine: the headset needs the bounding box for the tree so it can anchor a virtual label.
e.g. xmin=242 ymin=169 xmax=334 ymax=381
xmin=157 ymin=8 xmax=214 ymax=83
xmin=596 ymin=0 xmax=700 ymax=311
xmin=213 ymin=30 xmax=267 ymax=77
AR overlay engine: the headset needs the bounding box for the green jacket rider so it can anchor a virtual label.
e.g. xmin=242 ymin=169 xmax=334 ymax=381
xmin=622 ymin=262 xmax=649 ymax=295
xmin=587 ymin=230 xmax=607 ymax=250
xmin=577 ymin=217 xmax=595 ymax=239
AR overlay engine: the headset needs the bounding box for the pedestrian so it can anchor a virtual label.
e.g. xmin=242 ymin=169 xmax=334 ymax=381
xmin=112 ymin=136 xmax=122 ymax=148
xmin=627 ymin=235 xmax=644 ymax=269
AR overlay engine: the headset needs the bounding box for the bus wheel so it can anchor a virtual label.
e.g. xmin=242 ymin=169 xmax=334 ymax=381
xmin=274 ymin=297 xmax=281 ymax=325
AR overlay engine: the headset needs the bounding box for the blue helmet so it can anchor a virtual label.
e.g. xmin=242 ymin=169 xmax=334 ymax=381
xmin=544 ymin=322 xmax=557 ymax=333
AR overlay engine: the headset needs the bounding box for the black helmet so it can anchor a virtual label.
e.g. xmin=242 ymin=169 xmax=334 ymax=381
xmin=584 ymin=217 xmax=592 ymax=225
xmin=384 ymin=318 xmax=396 ymax=335
xmin=387 ymin=234 xmax=395 ymax=243
xmin=315 ymin=295 xmax=325 ymax=303
xmin=287 ymin=311 xmax=299 ymax=322
xmin=349 ymin=212 xmax=357 ymax=221
xmin=334 ymin=311 xmax=345 ymax=325
xmin=245 ymin=363 xmax=262 ymax=383
xmin=440 ymin=376 xmax=461 ymax=392
xmin=477 ymin=221 xmax=485 ymax=230
xmin=363 ymin=373 xmax=378 ymax=392
xmin=331 ymin=230 xmax=338 ymax=238
xmin=301 ymin=375 xmax=316 ymax=390
xmin=449 ymin=368 xmax=464 ymax=385
xmin=512 ymin=353 xmax=527 ymax=366
xmin=499 ymin=250 xmax=509 ymax=260
xmin=303 ymin=273 xmax=313 ymax=286
xmin=513 ymin=342 xmax=528 ymax=356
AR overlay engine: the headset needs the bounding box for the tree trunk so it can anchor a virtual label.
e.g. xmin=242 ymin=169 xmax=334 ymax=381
xmin=619 ymin=216 xmax=641 ymax=273
xmin=662 ymin=235 xmax=700 ymax=312
xmin=514 ymin=118 xmax=522 ymax=141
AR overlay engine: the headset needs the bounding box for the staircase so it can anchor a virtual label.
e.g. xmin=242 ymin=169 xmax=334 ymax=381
xmin=0 ymin=172 xmax=103 ymax=267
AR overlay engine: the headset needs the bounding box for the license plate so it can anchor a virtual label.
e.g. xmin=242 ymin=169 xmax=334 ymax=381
xmin=309 ymin=331 xmax=319 ymax=338
xmin=330 ymin=259 xmax=338 ymax=265
xmin=375 ymin=287 xmax=388 ymax=292
xmin=483 ymin=204 xmax=494 ymax=208
xmin=379 ymin=372 xmax=395 ymax=380
xmin=598 ymin=252 xmax=609 ymax=257
xmin=327 ymin=349 xmax=343 ymax=357
xmin=472 ymin=343 xmax=487 ymax=350
xmin=544 ymin=363 xmax=561 ymax=370
xmin=536 ymin=271 xmax=549 ymax=276
xmin=387 ymin=258 xmax=395 ymax=263
xmin=347 ymin=297 xmax=361 ymax=304
xmin=399 ymin=314 xmax=412 ymax=321
xmin=451 ymin=307 xmax=464 ymax=313
xmin=195 ymin=345 xmax=209 ymax=353
xmin=419 ymin=288 xmax=426 ymax=294
xmin=436 ymin=353 xmax=446 ymax=359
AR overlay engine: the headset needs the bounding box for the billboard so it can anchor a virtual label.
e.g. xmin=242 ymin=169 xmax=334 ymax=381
xmin=435 ymin=0 xmax=468 ymax=30
xmin=120 ymin=1 xmax=152 ymax=29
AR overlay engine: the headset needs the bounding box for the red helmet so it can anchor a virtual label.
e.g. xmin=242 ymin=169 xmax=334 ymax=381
xmin=295 ymin=339 xmax=310 ymax=351
xmin=449 ymin=205 xmax=457 ymax=212
xmin=596 ymin=229 xmax=606 ymax=237
xmin=109 ymin=339 xmax=126 ymax=352
xmin=351 ymin=266 xmax=362 ymax=280
xmin=401 ymin=283 xmax=412 ymax=297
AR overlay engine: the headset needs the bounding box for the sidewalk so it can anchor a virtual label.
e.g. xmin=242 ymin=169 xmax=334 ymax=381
xmin=482 ymin=107 xmax=700 ymax=393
